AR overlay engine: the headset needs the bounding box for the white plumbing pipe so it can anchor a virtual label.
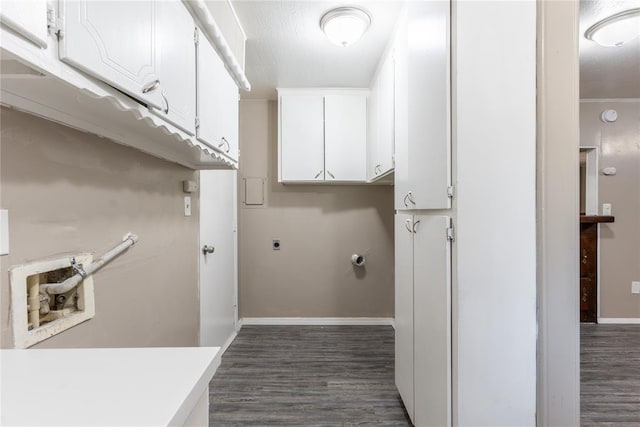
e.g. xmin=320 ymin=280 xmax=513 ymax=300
xmin=42 ymin=233 xmax=139 ymax=295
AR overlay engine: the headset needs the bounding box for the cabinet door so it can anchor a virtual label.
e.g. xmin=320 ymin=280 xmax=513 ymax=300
xmin=196 ymin=30 xmax=239 ymax=162
xmin=219 ymin=70 xmax=239 ymax=161
xmin=395 ymin=1 xmax=451 ymax=210
xmin=152 ymin=1 xmax=195 ymax=135
xmin=413 ymin=215 xmax=452 ymax=427
xmin=60 ymin=1 xmax=163 ymax=109
xmin=0 ymin=0 xmax=48 ymax=48
xmin=325 ymin=94 xmax=367 ymax=181
xmin=395 ymin=214 xmax=415 ymax=423
xmin=376 ymin=51 xmax=395 ymax=176
xmin=279 ymin=95 xmax=325 ymax=182
xmin=367 ymin=78 xmax=380 ymax=181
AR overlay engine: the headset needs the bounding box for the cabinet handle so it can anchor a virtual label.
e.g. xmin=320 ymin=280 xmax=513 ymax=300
xmin=403 ymin=194 xmax=409 ymax=207
xmin=327 ymin=171 xmax=335 ymax=179
xmin=375 ymin=164 xmax=382 ymax=175
xmin=142 ymin=79 xmax=160 ymax=93
xmin=314 ymin=170 xmax=323 ymax=179
xmin=218 ymin=137 xmax=230 ymax=153
xmin=405 ymin=219 xmax=413 ymax=233
xmin=161 ymin=92 xmax=169 ymax=114
xmin=407 ymin=191 xmax=416 ymax=205
xmin=412 ymin=220 xmax=420 ymax=234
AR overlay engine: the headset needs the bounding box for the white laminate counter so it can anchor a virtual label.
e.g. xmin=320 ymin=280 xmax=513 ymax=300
xmin=1 ymin=346 xmax=220 ymax=426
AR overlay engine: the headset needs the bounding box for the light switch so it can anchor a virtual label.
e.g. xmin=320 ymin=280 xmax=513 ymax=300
xmin=632 ymin=282 xmax=640 ymax=295
xmin=602 ymin=203 xmax=612 ymax=216
xmin=0 ymin=209 xmax=9 ymax=255
xmin=184 ymin=197 xmax=192 ymax=216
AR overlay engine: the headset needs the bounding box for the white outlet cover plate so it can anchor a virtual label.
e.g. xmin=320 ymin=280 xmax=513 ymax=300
xmin=602 ymin=203 xmax=612 ymax=216
xmin=632 ymin=281 xmax=640 ymax=295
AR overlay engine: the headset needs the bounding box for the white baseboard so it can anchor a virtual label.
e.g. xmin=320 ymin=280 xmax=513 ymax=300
xmin=240 ymin=317 xmax=395 ymax=327
xmin=597 ymin=318 xmax=640 ymax=324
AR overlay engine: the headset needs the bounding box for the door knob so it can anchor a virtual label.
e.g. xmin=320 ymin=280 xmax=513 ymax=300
xmin=202 ymin=245 xmax=215 ymax=255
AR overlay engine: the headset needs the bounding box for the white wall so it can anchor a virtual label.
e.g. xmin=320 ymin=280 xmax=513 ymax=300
xmin=454 ymin=1 xmax=537 ymax=424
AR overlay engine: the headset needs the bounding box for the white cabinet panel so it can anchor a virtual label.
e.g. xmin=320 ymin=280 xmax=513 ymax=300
xmin=413 ymin=215 xmax=452 ymax=427
xmin=395 ymin=214 xmax=415 ymax=423
xmin=0 ymin=0 xmax=48 ymax=48
xmin=395 ymin=1 xmax=451 ymax=210
xmin=325 ymin=94 xmax=367 ymax=181
xmin=152 ymin=1 xmax=195 ymax=135
xmin=369 ymin=51 xmax=395 ymax=181
xmin=60 ymin=1 xmax=163 ymax=109
xmin=279 ymin=94 xmax=325 ymax=182
xmin=196 ymin=30 xmax=239 ymax=162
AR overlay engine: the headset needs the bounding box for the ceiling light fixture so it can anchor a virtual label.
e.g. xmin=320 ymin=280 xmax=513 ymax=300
xmin=584 ymin=8 xmax=640 ymax=47
xmin=320 ymin=7 xmax=371 ymax=47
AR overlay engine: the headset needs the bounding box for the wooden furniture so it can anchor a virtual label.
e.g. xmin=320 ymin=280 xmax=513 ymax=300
xmin=580 ymin=215 xmax=614 ymax=323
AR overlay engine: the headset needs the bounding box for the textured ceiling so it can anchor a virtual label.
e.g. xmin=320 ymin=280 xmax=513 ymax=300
xmin=580 ymin=0 xmax=640 ymax=99
xmin=232 ymin=1 xmax=404 ymax=99
xmin=233 ymin=0 xmax=639 ymax=100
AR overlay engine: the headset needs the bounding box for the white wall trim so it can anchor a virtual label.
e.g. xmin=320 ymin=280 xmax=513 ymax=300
xmin=240 ymin=317 xmax=395 ymax=326
xmin=219 ymin=330 xmax=238 ymax=355
xmin=597 ymin=318 xmax=640 ymax=324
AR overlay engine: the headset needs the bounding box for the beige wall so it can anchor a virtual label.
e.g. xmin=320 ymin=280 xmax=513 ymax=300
xmin=0 ymin=108 xmax=200 ymax=348
xmin=238 ymin=100 xmax=394 ymax=318
xmin=580 ymin=101 xmax=640 ymax=319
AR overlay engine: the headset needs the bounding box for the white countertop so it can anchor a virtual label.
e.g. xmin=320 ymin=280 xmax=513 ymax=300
xmin=1 ymin=346 xmax=220 ymax=426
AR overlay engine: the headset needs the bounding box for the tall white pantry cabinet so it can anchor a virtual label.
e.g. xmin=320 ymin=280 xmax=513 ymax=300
xmin=393 ymin=2 xmax=452 ymax=426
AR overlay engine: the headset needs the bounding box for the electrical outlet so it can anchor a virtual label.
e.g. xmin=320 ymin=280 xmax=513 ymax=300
xmin=184 ymin=196 xmax=192 ymax=217
xmin=602 ymin=203 xmax=612 ymax=216
xmin=632 ymin=281 xmax=640 ymax=295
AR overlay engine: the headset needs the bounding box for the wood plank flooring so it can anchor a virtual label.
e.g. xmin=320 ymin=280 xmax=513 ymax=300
xmin=581 ymin=324 xmax=640 ymax=425
xmin=209 ymin=325 xmax=412 ymax=426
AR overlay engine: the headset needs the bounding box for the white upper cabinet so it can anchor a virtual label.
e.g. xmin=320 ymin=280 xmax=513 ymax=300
xmin=368 ymin=51 xmax=395 ymax=181
xmin=151 ymin=1 xmax=196 ymax=135
xmin=324 ymin=94 xmax=367 ymax=182
xmin=0 ymin=0 xmax=48 ymax=48
xmin=196 ymin=29 xmax=239 ymax=162
xmin=279 ymin=90 xmax=367 ymax=183
xmin=59 ymin=1 xmax=164 ymax=109
xmin=394 ymin=2 xmax=451 ymax=210
xmin=279 ymin=94 xmax=325 ymax=182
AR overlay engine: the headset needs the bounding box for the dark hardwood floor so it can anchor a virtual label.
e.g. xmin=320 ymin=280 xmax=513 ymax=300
xmin=581 ymin=324 xmax=640 ymax=425
xmin=209 ymin=325 xmax=412 ymax=426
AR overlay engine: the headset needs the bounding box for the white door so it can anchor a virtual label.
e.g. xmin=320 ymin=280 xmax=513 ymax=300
xmin=279 ymin=94 xmax=324 ymax=182
xmin=196 ymin=30 xmax=239 ymax=162
xmin=395 ymin=1 xmax=451 ymax=210
xmin=0 ymin=0 xmax=48 ymax=48
xmin=395 ymin=214 xmax=415 ymax=423
xmin=59 ymin=1 xmax=163 ymax=109
xmin=413 ymin=215 xmax=452 ymax=427
xmin=199 ymin=170 xmax=237 ymax=347
xmin=325 ymin=94 xmax=367 ymax=181
xmin=152 ymin=1 xmax=195 ymax=134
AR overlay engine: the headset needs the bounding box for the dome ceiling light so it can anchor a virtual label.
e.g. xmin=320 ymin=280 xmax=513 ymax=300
xmin=584 ymin=8 xmax=640 ymax=47
xmin=320 ymin=7 xmax=372 ymax=47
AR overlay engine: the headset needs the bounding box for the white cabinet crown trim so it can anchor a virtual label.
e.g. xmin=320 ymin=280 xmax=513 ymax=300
xmin=182 ymin=0 xmax=250 ymax=91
